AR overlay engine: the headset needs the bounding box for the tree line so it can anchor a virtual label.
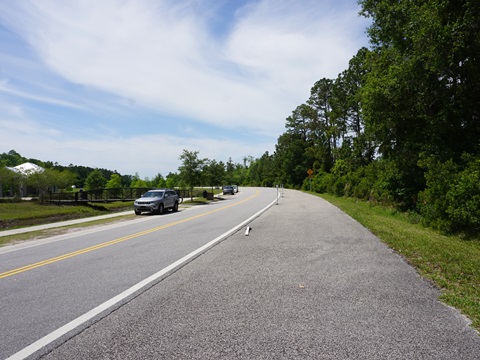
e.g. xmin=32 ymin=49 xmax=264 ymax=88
xmin=249 ymin=0 xmax=480 ymax=234
xmin=0 ymin=149 xmax=259 ymax=195
xmin=0 ymin=150 xmax=132 ymax=193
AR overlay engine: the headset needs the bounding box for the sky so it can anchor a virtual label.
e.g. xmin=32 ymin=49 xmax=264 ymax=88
xmin=0 ymin=0 xmax=371 ymax=179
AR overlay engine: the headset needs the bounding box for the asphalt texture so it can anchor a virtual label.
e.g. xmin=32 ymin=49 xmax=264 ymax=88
xmin=42 ymin=190 xmax=480 ymax=359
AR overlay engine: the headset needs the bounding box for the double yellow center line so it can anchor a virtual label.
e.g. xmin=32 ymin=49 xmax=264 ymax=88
xmin=0 ymin=191 xmax=259 ymax=279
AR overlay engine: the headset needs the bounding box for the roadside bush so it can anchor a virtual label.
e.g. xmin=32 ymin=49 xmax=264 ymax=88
xmin=330 ymin=176 xmax=346 ymax=196
xmin=344 ymin=167 xmax=370 ymax=198
xmin=357 ymin=160 xmax=394 ymax=205
xmin=445 ymin=157 xmax=480 ymax=233
xmin=419 ymin=154 xmax=480 ymax=234
xmin=308 ymin=160 xmax=393 ymax=202
xmin=309 ymin=172 xmax=331 ymax=193
xmin=308 ymin=175 xmax=325 ymax=194
xmin=417 ymin=155 xmax=457 ymax=230
xmin=329 ymin=160 xmax=348 ymax=196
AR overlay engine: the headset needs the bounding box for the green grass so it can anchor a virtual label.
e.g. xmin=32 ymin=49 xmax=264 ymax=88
xmin=0 ymin=201 xmax=134 ymax=230
xmin=314 ymin=192 xmax=480 ymax=332
xmin=0 ymin=213 xmax=135 ymax=247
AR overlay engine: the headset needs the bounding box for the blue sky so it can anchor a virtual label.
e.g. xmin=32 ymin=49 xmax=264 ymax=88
xmin=0 ymin=0 xmax=370 ymax=179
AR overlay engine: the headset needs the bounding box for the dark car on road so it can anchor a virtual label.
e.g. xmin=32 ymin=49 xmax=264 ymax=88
xmin=222 ymin=185 xmax=235 ymax=195
xmin=134 ymin=189 xmax=179 ymax=215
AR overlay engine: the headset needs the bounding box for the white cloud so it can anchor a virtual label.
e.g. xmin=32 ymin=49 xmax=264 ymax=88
xmin=0 ymin=81 xmax=83 ymax=109
xmin=0 ymin=0 xmax=368 ymax=129
xmin=0 ymin=0 xmax=369 ymax=178
xmin=226 ymin=0 xmax=356 ymax=81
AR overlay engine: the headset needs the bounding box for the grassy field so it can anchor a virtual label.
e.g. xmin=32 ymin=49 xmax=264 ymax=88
xmin=0 ymin=201 xmax=134 ymax=231
xmin=314 ymin=192 xmax=480 ymax=333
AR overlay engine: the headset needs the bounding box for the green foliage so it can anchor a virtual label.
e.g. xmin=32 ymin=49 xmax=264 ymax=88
xmin=419 ymin=154 xmax=480 ymax=234
xmin=151 ymin=173 xmax=166 ymax=188
xmin=106 ymin=173 xmax=123 ymax=189
xmin=358 ymin=0 xmax=480 ymax=204
xmin=130 ymin=180 xmax=148 ymax=188
xmin=128 ymin=172 xmax=147 ymax=188
xmin=165 ymin=172 xmax=178 ymax=189
xmin=275 ymin=132 xmax=312 ymax=187
xmin=0 ymin=150 xmax=135 ymax=189
xmin=292 ymin=1 xmax=479 ymax=234
xmin=446 ymin=158 xmax=480 ymax=232
xmin=84 ymin=169 xmax=107 ymax=190
xmin=178 ymin=150 xmax=206 ymax=200
xmin=203 ymin=160 xmax=225 ymax=187
xmin=418 ymin=155 xmax=457 ymax=230
xmin=24 ymin=168 xmax=77 ymax=201
xmin=0 ymin=166 xmax=17 ymax=191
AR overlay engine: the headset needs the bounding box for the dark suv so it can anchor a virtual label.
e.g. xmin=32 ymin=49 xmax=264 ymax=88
xmin=134 ymin=189 xmax=179 ymax=215
xmin=222 ymin=185 xmax=235 ymax=195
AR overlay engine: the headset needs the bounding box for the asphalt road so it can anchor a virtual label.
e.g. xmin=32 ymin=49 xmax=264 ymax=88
xmin=37 ymin=189 xmax=480 ymax=359
xmin=0 ymin=187 xmax=278 ymax=359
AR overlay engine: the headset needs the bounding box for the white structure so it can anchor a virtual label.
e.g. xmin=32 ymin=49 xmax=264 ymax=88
xmin=1 ymin=162 xmax=44 ymax=197
xmin=7 ymin=162 xmax=44 ymax=176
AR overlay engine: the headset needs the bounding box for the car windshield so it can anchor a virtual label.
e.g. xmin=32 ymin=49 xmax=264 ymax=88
xmin=143 ymin=191 xmax=164 ymax=198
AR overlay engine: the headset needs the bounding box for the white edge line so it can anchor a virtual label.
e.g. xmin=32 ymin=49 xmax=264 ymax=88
xmin=7 ymin=193 xmax=279 ymax=360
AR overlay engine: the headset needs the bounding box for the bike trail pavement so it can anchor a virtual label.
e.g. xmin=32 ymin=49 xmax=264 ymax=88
xmin=41 ymin=189 xmax=480 ymax=359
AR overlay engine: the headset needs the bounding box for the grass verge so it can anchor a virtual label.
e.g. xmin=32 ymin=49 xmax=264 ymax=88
xmin=314 ymin=192 xmax=480 ymax=332
xmin=0 ymin=201 xmax=134 ymax=230
xmin=0 ymin=214 xmax=136 ymax=247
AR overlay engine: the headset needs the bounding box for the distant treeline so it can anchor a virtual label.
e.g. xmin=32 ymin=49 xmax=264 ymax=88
xmin=0 ymin=149 xmax=134 ymax=188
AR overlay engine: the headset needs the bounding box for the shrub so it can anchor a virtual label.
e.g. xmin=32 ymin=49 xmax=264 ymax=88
xmin=445 ymin=157 xmax=480 ymax=233
xmin=419 ymin=154 xmax=480 ymax=234
xmin=417 ymin=155 xmax=457 ymax=230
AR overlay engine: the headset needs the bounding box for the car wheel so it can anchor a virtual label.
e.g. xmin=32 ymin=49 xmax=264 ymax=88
xmin=157 ymin=204 xmax=164 ymax=215
xmin=134 ymin=210 xmax=141 ymax=215
xmin=173 ymin=201 xmax=178 ymax=212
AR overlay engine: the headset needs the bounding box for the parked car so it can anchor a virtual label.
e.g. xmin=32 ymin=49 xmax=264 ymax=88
xmin=222 ymin=185 xmax=234 ymax=195
xmin=134 ymin=189 xmax=179 ymax=215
